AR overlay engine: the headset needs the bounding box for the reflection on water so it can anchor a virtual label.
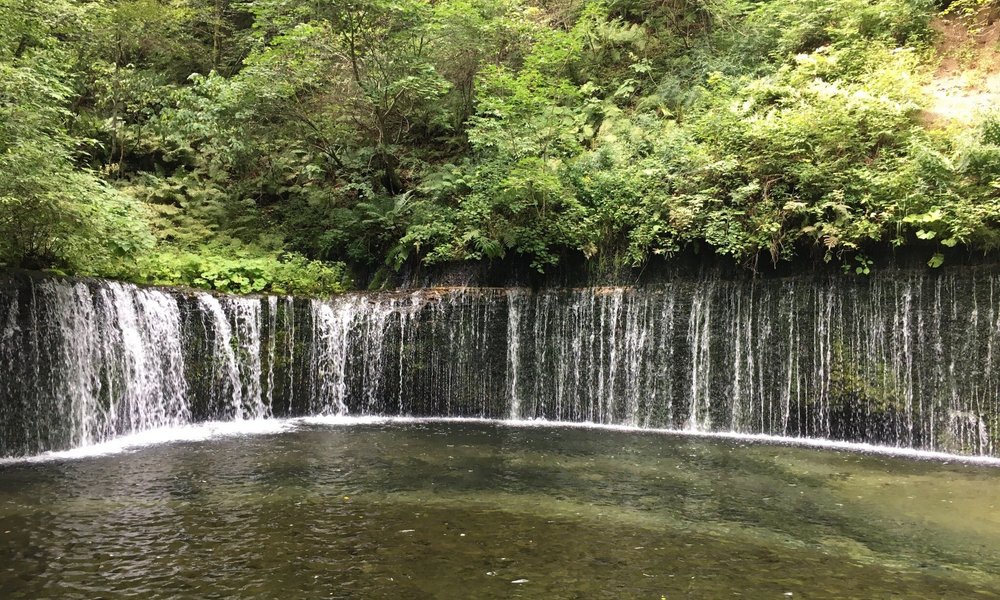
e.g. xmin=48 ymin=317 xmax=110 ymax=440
xmin=1 ymin=421 xmax=999 ymax=599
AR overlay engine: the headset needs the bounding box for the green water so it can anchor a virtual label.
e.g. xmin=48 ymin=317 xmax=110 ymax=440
xmin=1 ymin=420 xmax=999 ymax=599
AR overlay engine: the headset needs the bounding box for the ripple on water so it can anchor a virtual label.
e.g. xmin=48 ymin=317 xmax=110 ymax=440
xmin=1 ymin=421 xmax=999 ymax=599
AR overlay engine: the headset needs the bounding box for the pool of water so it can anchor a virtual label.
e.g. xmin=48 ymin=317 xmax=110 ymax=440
xmin=2 ymin=420 xmax=1000 ymax=599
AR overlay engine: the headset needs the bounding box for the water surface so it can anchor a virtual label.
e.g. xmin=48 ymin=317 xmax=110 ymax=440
xmin=1 ymin=420 xmax=999 ymax=599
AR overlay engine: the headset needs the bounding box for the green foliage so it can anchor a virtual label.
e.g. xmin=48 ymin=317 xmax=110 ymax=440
xmin=2 ymin=0 xmax=999 ymax=286
xmin=422 ymin=157 xmax=593 ymax=269
xmin=397 ymin=0 xmax=992 ymax=272
xmin=942 ymin=0 xmax=999 ymax=23
xmin=0 ymin=0 xmax=153 ymax=272
xmin=126 ymin=249 xmax=351 ymax=296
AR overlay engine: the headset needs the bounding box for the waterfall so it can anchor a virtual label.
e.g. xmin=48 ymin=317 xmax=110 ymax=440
xmin=265 ymin=296 xmax=278 ymax=415
xmin=3 ymin=268 xmax=1000 ymax=457
xmin=103 ymin=284 xmax=189 ymax=433
xmin=307 ymin=297 xmax=355 ymax=415
xmin=0 ymin=279 xmax=189 ymax=455
xmin=196 ymin=295 xmax=246 ymax=419
xmin=506 ymin=289 xmax=525 ymax=419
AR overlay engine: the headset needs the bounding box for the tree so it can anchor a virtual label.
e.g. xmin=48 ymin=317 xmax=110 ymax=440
xmin=0 ymin=0 xmax=151 ymax=271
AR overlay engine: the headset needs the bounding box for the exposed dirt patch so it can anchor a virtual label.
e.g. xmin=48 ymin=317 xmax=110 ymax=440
xmin=921 ymin=10 xmax=1000 ymax=126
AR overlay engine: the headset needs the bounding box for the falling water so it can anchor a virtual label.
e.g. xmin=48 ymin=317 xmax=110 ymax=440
xmin=506 ymin=290 xmax=524 ymax=420
xmin=308 ymin=298 xmax=354 ymax=415
xmin=196 ymin=295 xmax=246 ymax=419
xmin=0 ymin=279 xmax=188 ymax=455
xmin=265 ymin=296 xmax=278 ymax=416
xmin=3 ymin=268 xmax=1000 ymax=457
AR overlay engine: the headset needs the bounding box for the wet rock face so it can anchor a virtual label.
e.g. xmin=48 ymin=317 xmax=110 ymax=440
xmin=2 ymin=268 xmax=1000 ymax=457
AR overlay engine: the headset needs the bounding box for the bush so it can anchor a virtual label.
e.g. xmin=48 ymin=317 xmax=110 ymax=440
xmin=121 ymin=249 xmax=351 ymax=296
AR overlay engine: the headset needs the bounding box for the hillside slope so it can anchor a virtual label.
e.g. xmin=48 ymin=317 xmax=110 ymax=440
xmin=924 ymin=12 xmax=1000 ymax=125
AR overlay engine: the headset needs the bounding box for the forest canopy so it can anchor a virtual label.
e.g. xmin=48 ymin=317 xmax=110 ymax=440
xmin=2 ymin=0 xmax=999 ymax=292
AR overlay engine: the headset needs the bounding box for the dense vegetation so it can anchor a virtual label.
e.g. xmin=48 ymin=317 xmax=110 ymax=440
xmin=2 ymin=0 xmax=999 ymax=292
